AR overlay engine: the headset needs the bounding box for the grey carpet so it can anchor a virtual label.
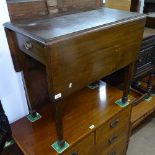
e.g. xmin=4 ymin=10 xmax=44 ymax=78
xmin=127 ymin=118 xmax=155 ymax=155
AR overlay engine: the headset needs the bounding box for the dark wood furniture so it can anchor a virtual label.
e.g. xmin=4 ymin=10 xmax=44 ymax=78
xmin=6 ymin=0 xmax=103 ymax=23
xmin=10 ymin=82 xmax=132 ymax=155
xmin=4 ymin=1 xmax=145 ymax=154
xmin=3 ymin=82 xmax=155 ymax=154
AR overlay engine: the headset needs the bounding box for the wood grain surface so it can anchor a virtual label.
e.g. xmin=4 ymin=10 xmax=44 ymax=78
xmin=11 ymin=82 xmax=131 ymax=155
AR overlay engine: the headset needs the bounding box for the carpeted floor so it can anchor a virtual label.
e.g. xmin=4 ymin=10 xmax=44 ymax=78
xmin=127 ymin=118 xmax=155 ymax=155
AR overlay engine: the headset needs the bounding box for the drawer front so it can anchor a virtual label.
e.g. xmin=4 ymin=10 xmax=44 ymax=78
xmin=91 ymin=133 xmax=128 ymax=155
xmin=101 ymin=136 xmax=128 ymax=155
xmin=63 ymin=133 xmax=94 ymax=155
xmin=96 ymin=106 xmax=131 ymax=144
xmin=15 ymin=33 xmax=46 ymax=64
xmin=96 ymin=124 xmax=129 ymax=151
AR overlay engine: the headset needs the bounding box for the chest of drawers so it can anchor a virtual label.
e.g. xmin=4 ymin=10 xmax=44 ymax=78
xmin=11 ymin=82 xmax=132 ymax=155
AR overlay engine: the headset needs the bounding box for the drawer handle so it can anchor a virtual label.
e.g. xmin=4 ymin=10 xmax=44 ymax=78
xmin=71 ymin=151 xmax=78 ymax=155
xmin=109 ymin=150 xmax=117 ymax=155
xmin=110 ymin=119 xmax=119 ymax=128
xmin=108 ymin=135 xmax=118 ymax=144
xmin=24 ymin=42 xmax=32 ymax=50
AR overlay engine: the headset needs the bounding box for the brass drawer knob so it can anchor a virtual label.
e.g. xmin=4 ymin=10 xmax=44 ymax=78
xmin=109 ymin=150 xmax=117 ymax=155
xmin=110 ymin=119 xmax=119 ymax=128
xmin=108 ymin=135 xmax=118 ymax=144
xmin=24 ymin=42 xmax=32 ymax=50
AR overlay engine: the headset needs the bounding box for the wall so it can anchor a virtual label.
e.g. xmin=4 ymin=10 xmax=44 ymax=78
xmin=0 ymin=0 xmax=28 ymax=123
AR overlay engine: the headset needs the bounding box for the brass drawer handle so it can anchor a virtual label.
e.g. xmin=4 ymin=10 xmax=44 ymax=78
xmin=108 ymin=135 xmax=118 ymax=144
xmin=109 ymin=150 xmax=117 ymax=155
xmin=71 ymin=151 xmax=78 ymax=155
xmin=110 ymin=119 xmax=119 ymax=128
xmin=24 ymin=42 xmax=32 ymax=50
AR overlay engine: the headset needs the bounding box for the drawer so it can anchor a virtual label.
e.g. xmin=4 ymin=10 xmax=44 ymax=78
xmin=63 ymin=133 xmax=95 ymax=155
xmin=15 ymin=33 xmax=46 ymax=64
xmin=96 ymin=106 xmax=131 ymax=144
xmin=100 ymin=136 xmax=128 ymax=155
xmin=91 ymin=132 xmax=128 ymax=155
xmin=96 ymin=124 xmax=129 ymax=151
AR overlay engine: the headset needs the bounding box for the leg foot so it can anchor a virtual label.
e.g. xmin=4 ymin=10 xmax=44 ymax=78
xmin=51 ymin=141 xmax=70 ymax=154
xmin=27 ymin=112 xmax=41 ymax=122
xmin=115 ymin=98 xmax=129 ymax=108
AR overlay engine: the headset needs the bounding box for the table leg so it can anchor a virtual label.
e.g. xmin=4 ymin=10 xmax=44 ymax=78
xmin=54 ymin=100 xmax=65 ymax=147
xmin=122 ymin=63 xmax=135 ymax=104
xmin=52 ymin=99 xmax=70 ymax=153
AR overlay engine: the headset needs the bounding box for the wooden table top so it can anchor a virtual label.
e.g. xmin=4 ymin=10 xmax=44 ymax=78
xmin=11 ymin=81 xmax=130 ymax=155
xmin=4 ymin=8 xmax=145 ymax=44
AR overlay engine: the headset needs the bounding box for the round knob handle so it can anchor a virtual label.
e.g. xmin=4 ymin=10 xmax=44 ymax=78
xmin=108 ymin=135 xmax=118 ymax=144
xmin=110 ymin=119 xmax=119 ymax=128
xmin=24 ymin=42 xmax=32 ymax=50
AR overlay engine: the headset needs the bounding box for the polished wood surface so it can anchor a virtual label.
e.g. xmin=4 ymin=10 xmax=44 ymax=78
xmin=63 ymin=133 xmax=94 ymax=155
xmin=11 ymin=82 xmax=131 ymax=155
xmin=131 ymin=97 xmax=155 ymax=130
xmin=46 ymin=18 xmax=145 ymax=98
xmin=96 ymin=106 xmax=130 ymax=144
xmin=4 ymin=8 xmax=144 ymax=42
xmin=98 ymin=136 xmax=127 ymax=155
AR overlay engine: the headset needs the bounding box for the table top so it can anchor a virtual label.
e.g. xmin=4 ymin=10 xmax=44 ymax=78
xmin=4 ymin=8 xmax=145 ymax=44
